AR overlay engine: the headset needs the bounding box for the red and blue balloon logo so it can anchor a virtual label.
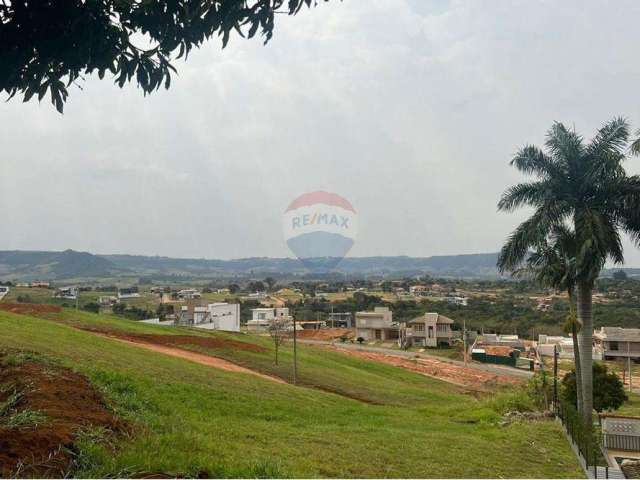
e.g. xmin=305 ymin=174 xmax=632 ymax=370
xmin=283 ymin=191 xmax=358 ymax=271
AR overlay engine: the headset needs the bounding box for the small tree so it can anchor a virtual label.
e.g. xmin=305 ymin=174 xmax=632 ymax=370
xmin=82 ymin=302 xmax=101 ymax=314
xmin=268 ymin=317 xmax=289 ymax=365
xmin=612 ymin=270 xmax=628 ymax=281
xmin=562 ymin=363 xmax=627 ymax=412
xmin=264 ymin=277 xmax=277 ymax=292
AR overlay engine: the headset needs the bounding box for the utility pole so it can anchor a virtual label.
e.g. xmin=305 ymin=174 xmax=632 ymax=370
xmin=292 ymin=312 xmax=298 ymax=385
xmin=463 ymin=318 xmax=467 ymax=366
xmin=628 ymin=342 xmax=633 ymax=393
xmin=330 ymin=304 xmax=334 ymax=329
xmin=553 ymin=345 xmax=558 ymax=409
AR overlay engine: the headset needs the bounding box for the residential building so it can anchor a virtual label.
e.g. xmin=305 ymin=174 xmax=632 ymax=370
xmin=177 ymin=289 xmax=201 ymax=300
xmin=0 ymin=286 xmax=9 ymax=300
xmin=247 ymin=307 xmax=290 ymax=332
xmin=177 ymin=303 xmax=240 ymax=332
xmin=405 ymin=313 xmax=454 ymax=347
xmin=98 ymin=296 xmax=119 ymax=306
xmin=202 ymin=303 xmax=240 ymax=332
xmin=327 ymin=312 xmax=352 ymax=328
xmin=537 ymin=334 xmax=603 ymax=360
xmin=447 ymin=296 xmax=468 ymax=306
xmin=118 ymin=287 xmax=140 ymax=299
xmin=31 ymin=281 xmax=50 ymax=288
xmin=178 ymin=305 xmax=209 ymax=325
xmin=409 ymin=285 xmax=429 ymax=296
xmin=53 ymin=286 xmax=77 ymax=299
xmin=355 ymin=307 xmax=397 ymax=341
xmin=480 ymin=333 xmax=525 ymax=350
xmin=595 ymin=327 xmax=640 ymax=361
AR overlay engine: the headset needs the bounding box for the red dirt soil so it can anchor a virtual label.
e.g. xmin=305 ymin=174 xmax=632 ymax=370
xmin=0 ymin=357 xmax=120 ymax=477
xmin=297 ymin=328 xmax=354 ymax=341
xmin=0 ymin=303 xmax=62 ymax=316
xmin=99 ymin=335 xmax=286 ymax=384
xmin=326 ymin=347 xmax=522 ymax=390
xmin=77 ymin=326 xmax=267 ymax=353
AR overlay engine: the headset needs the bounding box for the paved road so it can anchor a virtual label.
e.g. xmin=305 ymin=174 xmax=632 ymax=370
xmin=298 ymin=339 xmax=534 ymax=379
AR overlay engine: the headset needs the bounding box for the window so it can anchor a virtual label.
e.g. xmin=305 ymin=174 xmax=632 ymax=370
xmin=428 ymin=326 xmax=434 ymax=338
xmin=414 ymin=324 xmax=425 ymax=332
xmin=609 ymin=341 xmax=619 ymax=351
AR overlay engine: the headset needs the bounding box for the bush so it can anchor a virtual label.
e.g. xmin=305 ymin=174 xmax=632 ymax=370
xmin=487 ymin=388 xmax=536 ymax=415
xmin=356 ymin=337 xmax=365 ymax=344
xmin=562 ymin=362 xmax=627 ymax=412
xmin=82 ymin=302 xmax=100 ymax=314
xmin=527 ymin=370 xmax=553 ymax=410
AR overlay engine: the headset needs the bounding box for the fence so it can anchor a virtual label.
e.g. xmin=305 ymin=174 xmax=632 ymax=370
xmin=556 ymin=401 xmax=627 ymax=478
xmin=603 ymin=432 xmax=640 ymax=452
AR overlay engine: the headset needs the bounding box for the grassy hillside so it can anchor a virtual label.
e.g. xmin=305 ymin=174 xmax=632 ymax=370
xmin=0 ymin=309 xmax=582 ymax=478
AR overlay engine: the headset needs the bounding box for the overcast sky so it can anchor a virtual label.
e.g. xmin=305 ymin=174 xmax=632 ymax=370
xmin=2 ymin=0 xmax=640 ymax=265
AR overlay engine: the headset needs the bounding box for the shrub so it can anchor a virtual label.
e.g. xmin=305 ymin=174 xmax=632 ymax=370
xmin=83 ymin=302 xmax=101 ymax=314
xmin=486 ymin=388 xmax=536 ymax=415
xmin=562 ymin=362 xmax=627 ymax=412
xmin=356 ymin=337 xmax=365 ymax=344
xmin=526 ymin=370 xmax=553 ymax=410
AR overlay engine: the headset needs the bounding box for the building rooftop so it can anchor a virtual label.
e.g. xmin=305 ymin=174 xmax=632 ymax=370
xmin=408 ymin=313 xmax=454 ymax=324
xmin=597 ymin=326 xmax=640 ymax=342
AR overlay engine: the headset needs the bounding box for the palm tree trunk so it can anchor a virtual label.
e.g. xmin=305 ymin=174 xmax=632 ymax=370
xmin=577 ymin=282 xmax=593 ymax=426
xmin=571 ymin=320 xmax=583 ymax=414
xmin=567 ymin=290 xmax=583 ymax=415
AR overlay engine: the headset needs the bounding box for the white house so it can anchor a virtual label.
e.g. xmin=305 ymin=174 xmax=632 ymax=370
xmin=0 ymin=286 xmax=9 ymax=300
xmin=177 ymin=289 xmax=201 ymax=300
xmin=54 ymin=286 xmax=77 ymax=300
xmin=98 ymin=296 xmax=119 ymax=306
xmin=200 ymin=303 xmax=240 ymax=332
xmin=447 ymin=296 xmax=468 ymax=306
xmin=177 ymin=302 xmax=241 ymax=332
xmin=247 ymin=307 xmax=290 ymax=332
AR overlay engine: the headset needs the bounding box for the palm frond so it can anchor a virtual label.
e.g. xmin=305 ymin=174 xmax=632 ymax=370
xmin=587 ymin=117 xmax=629 ymax=157
xmin=545 ymin=122 xmax=584 ymax=167
xmin=497 ymin=181 xmax=549 ymax=212
xmin=497 ymin=205 xmax=563 ymax=273
xmin=617 ymin=176 xmax=640 ymax=246
xmin=510 ymin=145 xmax=561 ymax=177
xmin=631 ymin=130 xmax=640 ymax=156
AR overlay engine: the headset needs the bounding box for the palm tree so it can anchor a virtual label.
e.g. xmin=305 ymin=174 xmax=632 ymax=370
xmin=514 ymin=225 xmax=583 ymax=413
xmin=632 ymin=130 xmax=640 ymax=156
xmin=497 ymin=118 xmax=640 ymax=425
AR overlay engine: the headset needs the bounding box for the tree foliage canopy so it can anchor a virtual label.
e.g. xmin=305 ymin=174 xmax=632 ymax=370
xmin=497 ymin=118 xmax=640 ymax=286
xmin=562 ymin=363 xmax=627 ymax=412
xmin=1 ymin=0 xmax=321 ymax=112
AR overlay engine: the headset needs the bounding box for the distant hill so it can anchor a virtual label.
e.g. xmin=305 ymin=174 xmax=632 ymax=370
xmin=0 ymin=250 xmax=116 ymax=280
xmin=0 ymin=250 xmax=502 ymax=280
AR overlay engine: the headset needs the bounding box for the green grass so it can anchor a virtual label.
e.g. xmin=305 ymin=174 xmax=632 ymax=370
xmin=617 ymin=392 xmax=640 ymax=417
xmin=0 ymin=309 xmax=583 ymax=478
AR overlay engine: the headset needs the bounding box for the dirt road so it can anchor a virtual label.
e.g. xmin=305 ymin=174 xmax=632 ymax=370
xmin=93 ymin=333 xmax=287 ymax=384
xmin=325 ymin=346 xmax=522 ymax=389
